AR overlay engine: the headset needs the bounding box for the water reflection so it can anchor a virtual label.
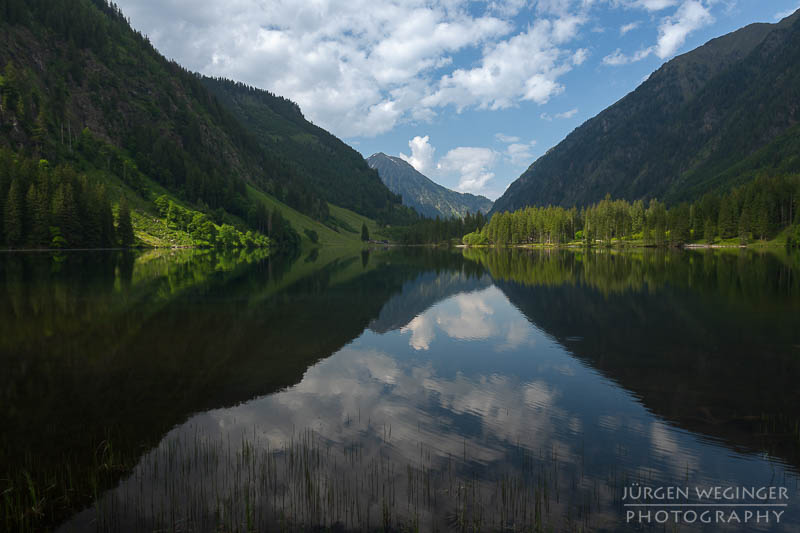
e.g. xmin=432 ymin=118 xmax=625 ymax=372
xmin=3 ymin=247 xmax=800 ymax=531
xmin=54 ymin=248 xmax=800 ymax=532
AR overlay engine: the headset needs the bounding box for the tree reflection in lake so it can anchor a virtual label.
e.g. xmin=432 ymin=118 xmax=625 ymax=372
xmin=40 ymin=247 xmax=800 ymax=532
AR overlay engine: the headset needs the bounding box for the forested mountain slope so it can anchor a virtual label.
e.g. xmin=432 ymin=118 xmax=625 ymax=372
xmin=0 ymin=0 xmax=410 ymax=250
xmin=367 ymin=152 xmax=493 ymax=219
xmin=203 ymin=79 xmax=416 ymax=226
xmin=492 ymin=9 xmax=800 ymax=213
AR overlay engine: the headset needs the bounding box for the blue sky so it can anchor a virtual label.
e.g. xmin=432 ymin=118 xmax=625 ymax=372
xmin=115 ymin=1 xmax=800 ymax=200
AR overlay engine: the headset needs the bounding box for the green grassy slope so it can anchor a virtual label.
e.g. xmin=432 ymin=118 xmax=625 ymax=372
xmin=247 ymin=185 xmax=384 ymax=247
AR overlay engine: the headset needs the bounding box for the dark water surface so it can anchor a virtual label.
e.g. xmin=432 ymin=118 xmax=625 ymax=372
xmin=2 ymin=247 xmax=800 ymax=531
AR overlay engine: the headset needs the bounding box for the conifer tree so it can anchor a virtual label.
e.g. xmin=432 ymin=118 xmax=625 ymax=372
xmin=97 ymin=187 xmax=116 ymax=247
xmin=117 ymin=197 xmax=134 ymax=247
xmin=738 ymin=207 xmax=751 ymax=244
xmin=361 ymin=222 xmax=369 ymax=242
xmin=703 ymin=218 xmax=715 ymax=244
xmin=26 ymin=183 xmax=49 ymax=247
xmin=4 ymin=179 xmax=23 ymax=247
xmin=753 ymin=193 xmax=769 ymax=240
xmin=53 ymin=182 xmax=82 ymax=247
xmin=717 ymin=197 xmax=736 ymax=239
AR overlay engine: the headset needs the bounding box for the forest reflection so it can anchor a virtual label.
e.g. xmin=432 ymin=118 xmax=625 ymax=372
xmin=464 ymin=246 xmax=800 ymax=299
xmin=2 ymin=247 xmax=799 ymax=531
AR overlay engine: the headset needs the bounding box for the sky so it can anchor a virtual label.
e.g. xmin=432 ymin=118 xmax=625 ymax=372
xmin=114 ymin=0 xmax=800 ymax=200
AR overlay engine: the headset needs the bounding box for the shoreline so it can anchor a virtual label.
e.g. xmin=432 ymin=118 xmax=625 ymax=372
xmin=457 ymin=242 xmax=785 ymax=250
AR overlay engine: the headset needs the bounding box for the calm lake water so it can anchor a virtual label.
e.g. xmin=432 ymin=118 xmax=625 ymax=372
xmin=2 ymin=247 xmax=800 ymax=531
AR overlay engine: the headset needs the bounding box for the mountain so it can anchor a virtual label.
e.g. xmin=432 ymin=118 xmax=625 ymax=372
xmin=367 ymin=153 xmax=493 ymax=219
xmin=0 ymin=0 xmax=409 ymax=250
xmin=202 ymin=79 xmax=416 ymax=226
xmin=492 ymin=9 xmax=800 ymax=214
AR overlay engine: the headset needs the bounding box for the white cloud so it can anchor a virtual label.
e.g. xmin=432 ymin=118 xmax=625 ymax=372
xmin=655 ymin=0 xmax=713 ymax=58
xmin=506 ymin=141 xmax=538 ymax=166
xmin=602 ymin=45 xmax=654 ymax=65
xmin=619 ymin=21 xmax=640 ymax=35
xmin=401 ymin=315 xmax=435 ymax=351
xmin=496 ymin=133 xmax=539 ymax=168
xmin=411 ymin=133 xmax=538 ymax=185
xmin=112 ymin=0 xmax=724 ymax=141
xmin=774 ymin=4 xmax=800 ymax=21
xmin=540 ymin=108 xmax=577 ymax=121
xmin=115 ymin=0 xmax=597 ymax=139
xmin=435 ymin=292 xmax=496 ymax=340
xmin=399 ymin=135 xmax=436 ymax=174
xmin=422 ymin=16 xmax=585 ymax=111
xmin=495 ymin=133 xmax=521 ymax=143
xmin=496 ymin=319 xmax=534 ymax=351
xmin=438 ymin=147 xmax=498 ymax=193
xmin=115 ymin=0 xmax=518 ymax=137
xmin=605 ymin=0 xmax=715 ymax=65
xmin=401 ymin=135 xmax=504 ymax=195
xmin=624 ymin=0 xmax=678 ymax=10
xmin=488 ymin=0 xmax=529 ymax=17
xmin=571 ymin=47 xmax=589 ymax=65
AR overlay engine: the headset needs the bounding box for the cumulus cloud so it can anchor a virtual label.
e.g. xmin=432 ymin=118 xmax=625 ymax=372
xmin=401 ymin=135 xmax=509 ymax=195
xmin=115 ymin=0 xmax=596 ymax=138
xmin=571 ymin=47 xmax=589 ymax=65
xmin=399 ymin=135 xmax=436 ymax=174
xmin=655 ymin=0 xmax=714 ymax=58
xmin=506 ymin=141 xmax=538 ymax=166
xmin=438 ymin=147 xmax=498 ymax=194
xmin=114 ymin=0 xmax=725 ymax=140
xmin=423 ymin=17 xmax=581 ymax=111
xmin=495 ymin=133 xmax=538 ymax=168
xmin=604 ymin=0 xmax=715 ymax=66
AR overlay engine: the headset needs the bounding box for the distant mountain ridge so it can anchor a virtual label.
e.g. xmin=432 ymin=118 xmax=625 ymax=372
xmin=367 ymin=153 xmax=493 ymax=219
xmin=491 ymin=9 xmax=800 ymax=214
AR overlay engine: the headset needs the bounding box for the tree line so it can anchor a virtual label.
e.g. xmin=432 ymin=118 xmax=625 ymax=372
xmin=464 ymin=174 xmax=800 ymax=246
xmin=389 ymin=211 xmax=488 ymax=244
xmin=463 ymin=247 xmax=800 ymax=299
xmin=0 ymin=149 xmax=132 ymax=248
xmin=0 ymin=147 xmax=292 ymax=250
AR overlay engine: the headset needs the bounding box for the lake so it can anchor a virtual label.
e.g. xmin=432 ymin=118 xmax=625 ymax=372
xmin=2 ymin=246 xmax=799 ymax=531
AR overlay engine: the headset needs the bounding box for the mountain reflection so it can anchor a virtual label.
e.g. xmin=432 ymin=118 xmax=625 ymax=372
xmin=59 ymin=248 xmax=800 ymax=531
xmin=4 ymin=247 xmax=799 ymax=531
